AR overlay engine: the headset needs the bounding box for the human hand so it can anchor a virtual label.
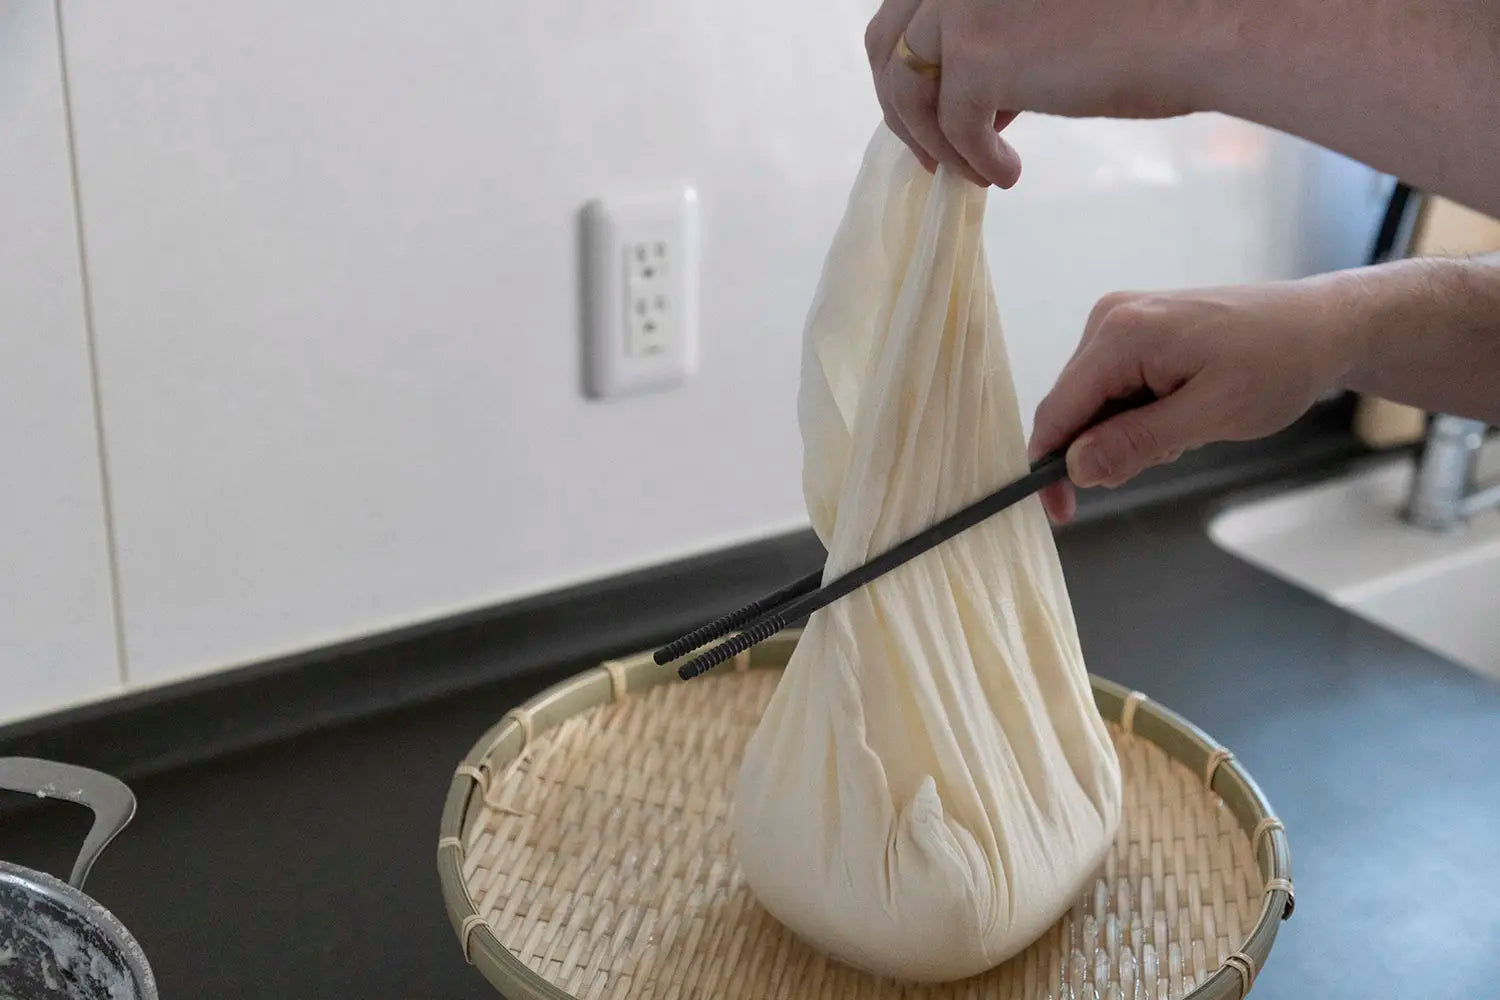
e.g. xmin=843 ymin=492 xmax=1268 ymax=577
xmin=865 ymin=0 xmax=1231 ymax=186
xmin=1028 ymin=278 xmax=1358 ymax=523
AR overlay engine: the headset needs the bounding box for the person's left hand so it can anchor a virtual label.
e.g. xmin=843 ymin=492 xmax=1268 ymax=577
xmin=865 ymin=0 xmax=1219 ymax=187
xmin=863 ymin=0 xmax=1024 ymax=188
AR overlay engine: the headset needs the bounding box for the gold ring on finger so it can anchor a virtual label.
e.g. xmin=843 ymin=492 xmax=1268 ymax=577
xmin=895 ymin=33 xmax=941 ymax=81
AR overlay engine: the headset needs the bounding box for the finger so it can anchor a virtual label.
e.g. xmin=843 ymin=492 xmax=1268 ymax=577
xmin=888 ymin=4 xmax=990 ymax=186
xmin=937 ymin=67 xmax=1022 ymax=188
xmin=865 ymin=0 xmax=933 ymax=170
xmin=1043 ymin=295 xmax=1139 ymax=435
xmin=887 ymin=72 xmax=989 ymax=185
xmin=1066 ymin=387 xmax=1212 ymax=488
xmin=1037 ymin=480 xmax=1077 ymax=524
xmin=1029 ymin=337 xmax=1149 ymax=462
xmin=1028 ymin=292 xmax=1151 ymax=463
xmin=879 ymin=91 xmax=936 ymax=172
xmin=1082 ymin=292 xmax=1136 ymax=344
xmin=864 ymin=0 xmax=925 ymax=73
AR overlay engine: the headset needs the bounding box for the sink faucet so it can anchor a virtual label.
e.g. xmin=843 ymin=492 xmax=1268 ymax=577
xmin=1404 ymin=414 xmax=1500 ymax=530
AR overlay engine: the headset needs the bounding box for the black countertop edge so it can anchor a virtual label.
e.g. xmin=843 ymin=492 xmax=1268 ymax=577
xmin=0 ymin=530 xmax=826 ymax=785
xmin=0 ymin=402 xmax=1387 ymax=784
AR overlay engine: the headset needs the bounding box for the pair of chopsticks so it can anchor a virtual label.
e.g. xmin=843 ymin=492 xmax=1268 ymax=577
xmin=655 ymin=391 xmax=1153 ymax=680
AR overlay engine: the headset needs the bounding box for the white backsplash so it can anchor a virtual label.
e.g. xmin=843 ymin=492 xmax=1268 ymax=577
xmin=0 ymin=3 xmax=122 ymax=723
xmin=3 ymin=1 xmax=1388 ymax=709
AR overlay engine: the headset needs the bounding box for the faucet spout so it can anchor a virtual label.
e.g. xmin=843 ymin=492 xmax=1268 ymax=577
xmin=1404 ymin=414 xmax=1495 ymax=530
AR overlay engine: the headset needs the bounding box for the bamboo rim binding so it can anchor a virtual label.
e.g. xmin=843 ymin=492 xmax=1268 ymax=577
xmin=438 ymin=631 xmax=1294 ymax=1000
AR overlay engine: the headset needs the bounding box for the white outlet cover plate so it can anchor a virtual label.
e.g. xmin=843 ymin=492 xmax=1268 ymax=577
xmin=582 ymin=187 xmax=699 ymax=399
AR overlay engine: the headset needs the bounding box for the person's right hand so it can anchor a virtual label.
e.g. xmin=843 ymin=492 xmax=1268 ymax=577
xmin=1028 ymin=277 xmax=1360 ymax=523
xmin=865 ymin=0 xmax=1233 ymax=186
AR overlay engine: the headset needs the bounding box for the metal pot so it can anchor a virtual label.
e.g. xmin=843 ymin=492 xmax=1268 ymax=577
xmin=0 ymin=757 xmax=157 ymax=1000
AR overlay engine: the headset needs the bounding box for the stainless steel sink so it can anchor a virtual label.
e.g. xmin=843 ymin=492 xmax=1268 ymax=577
xmin=1209 ymin=439 xmax=1500 ymax=679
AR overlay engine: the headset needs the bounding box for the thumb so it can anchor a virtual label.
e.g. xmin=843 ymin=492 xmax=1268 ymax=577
xmin=1065 ymin=389 xmax=1207 ymax=488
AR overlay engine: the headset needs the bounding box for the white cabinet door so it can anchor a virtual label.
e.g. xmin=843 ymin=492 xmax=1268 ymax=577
xmin=56 ymin=0 xmax=870 ymax=687
xmin=0 ymin=4 xmax=121 ymax=723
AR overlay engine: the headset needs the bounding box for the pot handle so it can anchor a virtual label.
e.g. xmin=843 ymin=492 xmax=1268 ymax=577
xmin=0 ymin=757 xmax=137 ymax=890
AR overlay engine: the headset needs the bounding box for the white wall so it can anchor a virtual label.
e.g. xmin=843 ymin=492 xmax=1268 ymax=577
xmin=0 ymin=3 xmax=120 ymax=723
xmin=48 ymin=1 xmax=1386 ymax=691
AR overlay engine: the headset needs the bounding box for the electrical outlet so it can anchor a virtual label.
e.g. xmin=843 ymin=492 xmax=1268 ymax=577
xmin=626 ymin=240 xmax=672 ymax=356
xmin=582 ymin=188 xmax=699 ymax=399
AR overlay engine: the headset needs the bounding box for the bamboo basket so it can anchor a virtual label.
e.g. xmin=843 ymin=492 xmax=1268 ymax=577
xmin=438 ymin=631 xmax=1293 ymax=1000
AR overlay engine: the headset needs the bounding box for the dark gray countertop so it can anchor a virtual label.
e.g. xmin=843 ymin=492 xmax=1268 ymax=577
xmin=2 ymin=481 xmax=1497 ymax=999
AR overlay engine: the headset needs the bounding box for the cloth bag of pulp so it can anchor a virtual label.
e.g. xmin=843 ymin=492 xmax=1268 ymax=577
xmin=734 ymin=125 xmax=1124 ymax=983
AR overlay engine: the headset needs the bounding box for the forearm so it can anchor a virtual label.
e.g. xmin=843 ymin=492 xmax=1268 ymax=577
xmin=1330 ymin=253 xmax=1500 ymax=423
xmin=1200 ymin=2 xmax=1500 ymax=217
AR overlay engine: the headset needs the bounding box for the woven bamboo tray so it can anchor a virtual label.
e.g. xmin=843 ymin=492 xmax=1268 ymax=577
xmin=439 ymin=631 xmax=1293 ymax=1000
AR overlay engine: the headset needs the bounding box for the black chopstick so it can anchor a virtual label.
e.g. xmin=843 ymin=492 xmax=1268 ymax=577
xmin=654 ymin=388 xmax=1156 ymax=680
xmin=666 ymin=450 xmax=1068 ymax=679
xmin=652 ymin=569 xmax=823 ymax=665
